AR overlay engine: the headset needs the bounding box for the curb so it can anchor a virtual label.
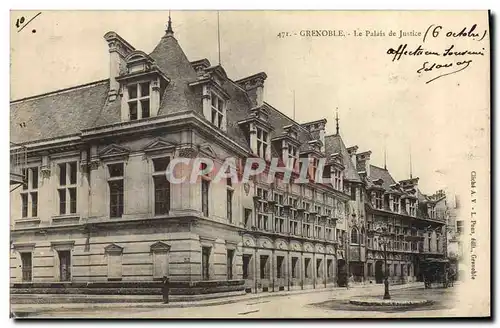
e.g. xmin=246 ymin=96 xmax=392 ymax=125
xmin=11 ymin=282 xmax=425 ymax=313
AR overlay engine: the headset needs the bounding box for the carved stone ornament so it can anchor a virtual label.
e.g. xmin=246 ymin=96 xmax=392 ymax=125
xmin=244 ymin=182 xmax=251 ymax=195
xmin=40 ymin=166 xmax=51 ymax=179
xmin=178 ymin=146 xmax=198 ymax=158
xmin=90 ymin=159 xmax=100 ymax=170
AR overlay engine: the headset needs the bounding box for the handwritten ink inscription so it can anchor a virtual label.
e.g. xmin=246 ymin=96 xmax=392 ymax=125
xmin=386 ymin=24 xmax=488 ymax=84
xmin=15 ymin=12 xmax=42 ymax=33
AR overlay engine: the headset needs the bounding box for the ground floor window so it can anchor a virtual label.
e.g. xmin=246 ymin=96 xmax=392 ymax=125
xmin=243 ymin=254 xmax=252 ymax=279
xmin=291 ymin=257 xmax=298 ymax=278
xmin=58 ymin=250 xmax=71 ymax=282
xmin=260 ymin=255 xmax=269 ymax=279
xmin=304 ymin=258 xmax=311 ymax=278
xmin=227 ymin=249 xmax=234 ymax=280
xmin=367 ymin=263 xmax=373 ymax=276
xmin=316 ymin=259 xmax=323 ymax=278
xmin=202 ymin=247 xmax=211 ymax=280
xmin=327 ymin=259 xmax=333 ymax=278
xmin=276 ymin=256 xmax=284 ymax=278
xmin=21 ymin=252 xmax=32 ymax=282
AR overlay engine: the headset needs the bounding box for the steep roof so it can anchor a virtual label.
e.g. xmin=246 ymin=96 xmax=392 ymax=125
xmin=10 ymin=25 xmax=333 ymax=162
xmin=368 ymin=165 xmax=397 ymax=190
xmin=149 ymin=33 xmax=202 ymax=115
xmin=324 ymin=134 xmax=361 ymax=182
xmin=10 ymin=80 xmax=109 ymax=144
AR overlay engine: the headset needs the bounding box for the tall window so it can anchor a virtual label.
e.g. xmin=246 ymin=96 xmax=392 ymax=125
xmin=260 ymin=255 xmax=269 ymax=279
xmin=202 ymin=179 xmax=210 ymax=217
xmin=211 ymin=93 xmax=225 ymax=129
xmin=244 ymin=208 xmax=252 ymax=228
xmin=227 ymin=188 xmax=233 ymax=222
xmin=392 ymin=195 xmax=400 ymax=213
xmin=429 ymin=205 xmax=436 ymax=219
xmin=202 ymin=247 xmax=211 ymax=280
xmin=374 ymin=192 xmax=383 ymax=209
xmin=333 ymin=169 xmax=342 ymax=190
xmin=276 ymin=256 xmax=284 ymax=279
xmin=128 ymin=82 xmax=150 ymax=120
xmin=457 ymin=220 xmax=464 ymax=234
xmin=351 ymin=227 xmax=359 ymax=244
xmin=21 ymin=167 xmax=39 ymax=218
xmin=108 ymin=163 xmax=124 ymax=218
xmin=153 ymin=157 xmax=170 ymax=215
xmin=256 ymin=188 xmax=268 ymax=230
xmin=256 ymin=127 xmax=269 ymax=159
xmin=304 ymin=258 xmax=311 ymax=278
xmin=409 ymin=199 xmax=417 ymax=216
xmin=310 ymin=157 xmax=319 ymax=180
xmin=287 ymin=143 xmax=298 ymax=167
xmin=58 ymin=162 xmax=78 ymax=215
xmin=227 ymin=249 xmax=234 ymax=280
xmin=242 ymin=254 xmax=251 ymax=279
xmin=291 ymin=257 xmax=298 ymax=278
xmin=350 ymin=185 xmax=357 ymax=200
xmin=21 ymin=252 xmax=32 ymax=282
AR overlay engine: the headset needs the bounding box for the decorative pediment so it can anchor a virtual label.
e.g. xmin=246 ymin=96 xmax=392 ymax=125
xmin=99 ymin=144 xmax=130 ymax=161
xmin=143 ymin=138 xmax=176 ymax=154
xmin=198 ymin=144 xmax=217 ymax=158
xmin=104 ymin=243 xmax=123 ymax=254
xmin=150 ymin=241 xmax=171 ymax=253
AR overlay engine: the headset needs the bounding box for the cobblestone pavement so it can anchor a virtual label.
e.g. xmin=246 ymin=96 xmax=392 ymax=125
xmin=12 ymin=283 xmax=463 ymax=319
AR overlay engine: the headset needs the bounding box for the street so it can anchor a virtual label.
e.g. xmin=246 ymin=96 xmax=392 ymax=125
xmin=12 ymin=283 xmax=463 ymax=319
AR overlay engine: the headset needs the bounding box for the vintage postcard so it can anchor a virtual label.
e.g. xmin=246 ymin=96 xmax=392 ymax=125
xmin=9 ymin=10 xmax=490 ymax=318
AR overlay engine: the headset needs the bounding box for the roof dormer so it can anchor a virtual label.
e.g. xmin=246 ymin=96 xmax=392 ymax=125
xmin=188 ymin=64 xmax=231 ymax=132
xmin=238 ymin=104 xmax=274 ymax=160
xmin=115 ymin=52 xmax=170 ymax=122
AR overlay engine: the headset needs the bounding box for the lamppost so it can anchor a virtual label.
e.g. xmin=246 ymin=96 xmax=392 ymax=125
xmin=376 ymin=225 xmax=391 ymax=300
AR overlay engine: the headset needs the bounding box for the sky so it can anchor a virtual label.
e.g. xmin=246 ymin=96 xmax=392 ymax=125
xmin=10 ymin=10 xmax=490 ymax=195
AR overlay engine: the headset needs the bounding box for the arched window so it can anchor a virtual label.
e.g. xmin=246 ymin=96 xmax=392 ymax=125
xmin=360 ymin=227 xmax=365 ymax=244
xmin=351 ymin=227 xmax=359 ymax=244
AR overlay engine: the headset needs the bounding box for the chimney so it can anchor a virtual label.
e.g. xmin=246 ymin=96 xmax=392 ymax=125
xmin=347 ymin=146 xmax=358 ymax=167
xmin=103 ymin=32 xmax=135 ymax=102
xmin=236 ymin=72 xmax=268 ymax=107
xmin=356 ymin=151 xmax=372 ymax=177
xmin=301 ymin=119 xmax=327 ymax=152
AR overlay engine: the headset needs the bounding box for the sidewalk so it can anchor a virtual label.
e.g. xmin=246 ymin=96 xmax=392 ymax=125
xmin=11 ymin=282 xmax=424 ymax=314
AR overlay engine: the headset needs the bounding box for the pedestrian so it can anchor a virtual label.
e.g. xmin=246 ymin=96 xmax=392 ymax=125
xmin=162 ymin=276 xmax=170 ymax=304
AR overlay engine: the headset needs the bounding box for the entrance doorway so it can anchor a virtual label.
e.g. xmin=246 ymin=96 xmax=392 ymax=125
xmin=375 ymin=260 xmax=384 ymax=284
xmin=337 ymin=259 xmax=347 ymax=287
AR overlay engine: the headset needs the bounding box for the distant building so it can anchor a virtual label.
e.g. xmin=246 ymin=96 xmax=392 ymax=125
xmin=360 ymin=158 xmax=448 ymax=284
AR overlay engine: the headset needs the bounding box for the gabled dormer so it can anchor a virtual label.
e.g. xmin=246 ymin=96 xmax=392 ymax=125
xmin=104 ymin=32 xmax=170 ymax=122
xmin=238 ymin=104 xmax=274 ymax=160
xmin=327 ymin=153 xmax=345 ymax=191
xmin=188 ymin=63 xmax=231 ymax=132
xmin=271 ymin=124 xmax=300 ymax=166
xmin=116 ymin=51 xmax=170 ymax=122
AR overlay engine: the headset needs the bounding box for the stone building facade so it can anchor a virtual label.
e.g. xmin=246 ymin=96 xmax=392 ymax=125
xmin=10 ymin=20 xmax=447 ymax=296
xmin=358 ymin=153 xmax=448 ymax=284
xmin=10 ymin=21 xmax=353 ymax=294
